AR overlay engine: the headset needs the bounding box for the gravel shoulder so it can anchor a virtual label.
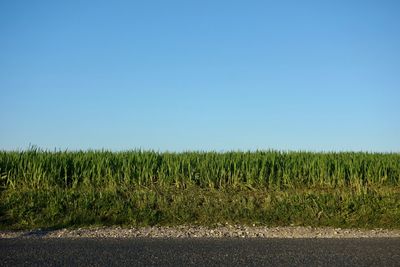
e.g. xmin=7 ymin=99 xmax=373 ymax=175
xmin=1 ymin=225 xmax=400 ymax=239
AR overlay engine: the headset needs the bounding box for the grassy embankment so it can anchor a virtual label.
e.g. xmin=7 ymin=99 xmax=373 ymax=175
xmin=1 ymin=149 xmax=399 ymax=229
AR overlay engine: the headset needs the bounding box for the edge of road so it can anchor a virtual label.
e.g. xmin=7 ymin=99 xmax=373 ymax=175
xmin=1 ymin=225 xmax=400 ymax=239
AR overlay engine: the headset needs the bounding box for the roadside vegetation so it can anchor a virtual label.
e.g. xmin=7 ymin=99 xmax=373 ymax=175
xmin=1 ymin=148 xmax=399 ymax=229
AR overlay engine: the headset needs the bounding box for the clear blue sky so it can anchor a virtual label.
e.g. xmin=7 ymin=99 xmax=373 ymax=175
xmin=1 ymin=1 xmax=399 ymax=152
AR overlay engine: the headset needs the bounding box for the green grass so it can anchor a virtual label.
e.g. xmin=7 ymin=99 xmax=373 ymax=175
xmin=1 ymin=148 xmax=399 ymax=229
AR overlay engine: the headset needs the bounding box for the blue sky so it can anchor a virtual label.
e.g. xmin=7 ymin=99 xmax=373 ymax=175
xmin=1 ymin=1 xmax=399 ymax=152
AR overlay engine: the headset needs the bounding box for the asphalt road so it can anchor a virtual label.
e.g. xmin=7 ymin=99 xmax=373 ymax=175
xmin=1 ymin=238 xmax=399 ymax=266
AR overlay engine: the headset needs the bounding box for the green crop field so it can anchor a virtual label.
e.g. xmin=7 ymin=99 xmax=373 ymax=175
xmin=1 ymin=148 xmax=399 ymax=229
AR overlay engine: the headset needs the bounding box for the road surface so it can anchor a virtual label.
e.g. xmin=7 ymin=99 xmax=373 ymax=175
xmin=1 ymin=238 xmax=399 ymax=266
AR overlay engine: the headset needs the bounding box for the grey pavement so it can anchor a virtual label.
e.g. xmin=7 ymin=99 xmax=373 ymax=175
xmin=1 ymin=238 xmax=399 ymax=266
